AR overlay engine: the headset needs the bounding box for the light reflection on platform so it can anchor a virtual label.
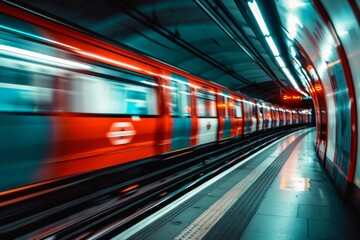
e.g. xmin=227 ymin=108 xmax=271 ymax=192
xmin=280 ymin=176 xmax=310 ymax=191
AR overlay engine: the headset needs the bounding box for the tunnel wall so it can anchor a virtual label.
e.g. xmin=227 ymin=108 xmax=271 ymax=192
xmin=321 ymin=0 xmax=360 ymax=200
xmin=317 ymin=1 xmax=360 ymax=213
xmin=275 ymin=0 xmax=360 ymax=214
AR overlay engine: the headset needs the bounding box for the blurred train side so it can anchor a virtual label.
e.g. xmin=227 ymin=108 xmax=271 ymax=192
xmin=0 ymin=2 xmax=310 ymax=191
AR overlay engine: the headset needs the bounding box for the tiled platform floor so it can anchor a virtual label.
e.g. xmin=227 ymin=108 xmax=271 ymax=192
xmin=242 ymin=130 xmax=360 ymax=240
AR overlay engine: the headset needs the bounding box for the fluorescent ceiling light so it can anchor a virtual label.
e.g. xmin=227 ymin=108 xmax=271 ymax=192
xmin=299 ymin=90 xmax=309 ymax=96
xmin=282 ymin=67 xmax=300 ymax=91
xmin=299 ymin=75 xmax=310 ymax=90
xmin=290 ymin=47 xmax=297 ymax=57
xmin=301 ymin=68 xmax=312 ymax=83
xmin=293 ymin=58 xmax=301 ymax=67
xmin=248 ymin=0 xmax=269 ymax=36
xmin=265 ymin=36 xmax=280 ymax=56
xmin=0 ymin=44 xmax=91 ymax=69
xmin=275 ymin=56 xmax=285 ymax=68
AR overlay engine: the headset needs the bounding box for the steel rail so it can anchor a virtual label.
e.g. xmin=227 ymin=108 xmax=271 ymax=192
xmin=0 ymin=125 xmax=308 ymax=239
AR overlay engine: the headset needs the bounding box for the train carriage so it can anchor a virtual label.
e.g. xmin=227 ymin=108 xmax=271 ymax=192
xmin=0 ymin=1 xmax=309 ymax=192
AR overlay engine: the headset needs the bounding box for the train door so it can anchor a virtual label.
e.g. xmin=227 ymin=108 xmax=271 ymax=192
xmin=270 ymin=107 xmax=275 ymax=128
xmin=196 ymin=85 xmax=218 ymax=145
xmin=278 ymin=109 xmax=283 ymax=127
xmin=218 ymin=91 xmax=231 ymax=140
xmin=243 ymin=100 xmax=257 ymax=134
xmin=251 ymin=103 xmax=257 ymax=132
xmin=273 ymin=107 xmax=280 ymax=128
xmin=276 ymin=108 xmax=280 ymax=127
xmin=278 ymin=109 xmax=284 ymax=126
xmin=263 ymin=105 xmax=271 ymax=130
xmin=257 ymin=103 xmax=264 ymax=131
xmin=292 ymin=111 xmax=296 ymax=124
xmin=243 ymin=101 xmax=251 ymax=134
xmin=294 ymin=111 xmax=299 ymax=124
xmin=282 ymin=110 xmax=287 ymax=126
xmin=233 ymin=98 xmax=244 ymax=136
xmin=169 ymin=73 xmax=192 ymax=151
xmin=286 ymin=110 xmax=292 ymax=125
xmin=299 ymin=111 xmax=303 ymax=124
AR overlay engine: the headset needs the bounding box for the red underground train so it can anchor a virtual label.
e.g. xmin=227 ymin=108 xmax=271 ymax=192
xmin=0 ymin=2 xmax=310 ymax=192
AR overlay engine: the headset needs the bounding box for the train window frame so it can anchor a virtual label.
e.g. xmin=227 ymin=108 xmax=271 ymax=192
xmin=170 ymin=79 xmax=191 ymax=118
xmin=221 ymin=93 xmax=231 ymax=119
xmin=67 ymin=73 xmax=159 ymax=116
xmin=196 ymin=89 xmax=217 ymax=118
xmin=0 ymin=26 xmax=160 ymax=117
xmin=0 ymin=65 xmax=55 ymax=113
xmin=234 ymin=100 xmax=242 ymax=118
xmin=0 ymin=60 xmax=160 ymax=116
xmin=244 ymin=101 xmax=251 ymax=120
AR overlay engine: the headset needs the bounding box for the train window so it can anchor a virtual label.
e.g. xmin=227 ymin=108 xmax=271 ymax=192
xmin=69 ymin=75 xmax=158 ymax=115
xmin=196 ymin=90 xmax=216 ymax=117
xmin=0 ymin=66 xmax=53 ymax=112
xmin=0 ymin=36 xmax=159 ymax=115
xmin=126 ymin=89 xmax=147 ymax=114
xmin=234 ymin=100 xmax=242 ymax=118
xmin=170 ymin=79 xmax=191 ymax=117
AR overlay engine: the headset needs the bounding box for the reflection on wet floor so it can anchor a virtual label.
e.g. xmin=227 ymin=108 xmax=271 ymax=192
xmin=280 ymin=177 xmax=310 ymax=191
xmin=242 ymin=130 xmax=360 ymax=240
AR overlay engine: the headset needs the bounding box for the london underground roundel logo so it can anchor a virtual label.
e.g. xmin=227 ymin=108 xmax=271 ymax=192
xmin=107 ymin=122 xmax=136 ymax=145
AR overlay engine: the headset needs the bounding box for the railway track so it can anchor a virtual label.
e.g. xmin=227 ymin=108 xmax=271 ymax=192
xmin=0 ymin=125 xmax=309 ymax=239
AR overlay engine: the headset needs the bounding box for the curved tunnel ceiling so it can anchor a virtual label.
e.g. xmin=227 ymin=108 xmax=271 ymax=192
xmin=14 ymin=0 xmax=308 ymax=104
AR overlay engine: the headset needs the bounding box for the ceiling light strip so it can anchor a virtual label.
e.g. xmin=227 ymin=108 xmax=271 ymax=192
xmin=248 ymin=1 xmax=269 ymax=36
xmin=248 ymin=0 xmax=306 ymax=95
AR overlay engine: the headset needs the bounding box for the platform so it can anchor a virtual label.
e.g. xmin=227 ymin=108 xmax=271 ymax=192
xmin=114 ymin=128 xmax=360 ymax=240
